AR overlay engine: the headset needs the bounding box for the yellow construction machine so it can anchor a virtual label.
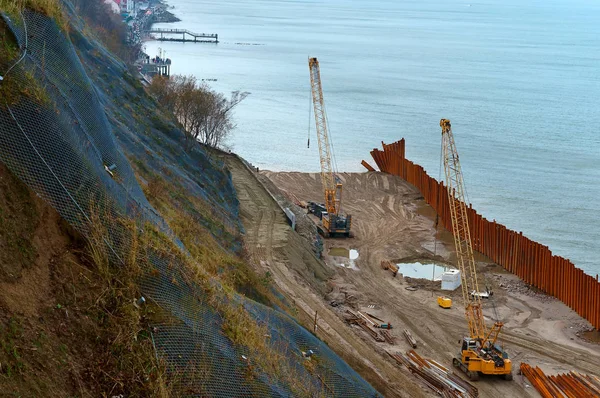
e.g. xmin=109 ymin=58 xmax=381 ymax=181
xmin=440 ymin=119 xmax=512 ymax=381
xmin=307 ymin=57 xmax=352 ymax=238
xmin=437 ymin=296 xmax=452 ymax=309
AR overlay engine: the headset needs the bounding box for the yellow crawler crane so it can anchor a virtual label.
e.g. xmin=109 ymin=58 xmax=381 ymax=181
xmin=307 ymin=57 xmax=351 ymax=237
xmin=440 ymin=119 xmax=512 ymax=381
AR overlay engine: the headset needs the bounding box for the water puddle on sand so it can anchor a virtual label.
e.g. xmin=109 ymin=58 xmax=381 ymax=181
xmin=329 ymin=247 xmax=359 ymax=270
xmin=582 ymin=330 xmax=600 ymax=343
xmin=397 ymin=262 xmax=449 ymax=280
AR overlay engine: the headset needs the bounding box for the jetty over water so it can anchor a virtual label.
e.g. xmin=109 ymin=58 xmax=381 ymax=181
xmin=146 ymin=28 xmax=218 ymax=43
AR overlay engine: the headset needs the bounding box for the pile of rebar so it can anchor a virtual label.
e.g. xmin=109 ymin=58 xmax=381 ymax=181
xmin=388 ymin=350 xmax=478 ymax=398
xmin=345 ymin=310 xmax=395 ymax=343
xmin=521 ymin=363 xmax=600 ymax=397
xmin=380 ymin=329 xmax=396 ymax=344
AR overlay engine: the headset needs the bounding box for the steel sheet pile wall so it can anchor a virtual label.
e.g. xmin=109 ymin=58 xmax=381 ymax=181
xmin=365 ymin=139 xmax=600 ymax=330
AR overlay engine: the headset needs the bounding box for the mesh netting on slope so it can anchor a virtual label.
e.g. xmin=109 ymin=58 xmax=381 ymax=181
xmin=0 ymin=8 xmax=381 ymax=397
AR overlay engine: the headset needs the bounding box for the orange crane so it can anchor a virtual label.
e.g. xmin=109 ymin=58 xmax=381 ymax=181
xmin=440 ymin=119 xmax=512 ymax=381
xmin=307 ymin=57 xmax=351 ymax=237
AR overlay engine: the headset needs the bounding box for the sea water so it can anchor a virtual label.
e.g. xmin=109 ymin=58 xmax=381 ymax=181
xmin=145 ymin=0 xmax=600 ymax=276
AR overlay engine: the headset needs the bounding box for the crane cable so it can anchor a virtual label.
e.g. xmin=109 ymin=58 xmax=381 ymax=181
xmin=324 ymin=103 xmax=342 ymax=213
xmin=452 ymin=130 xmax=502 ymax=331
xmin=432 ymin=135 xmax=444 ymax=296
xmin=307 ymin=62 xmax=342 ymax=213
xmin=456 ymin=135 xmax=501 ymax=325
xmin=436 ymin=132 xmax=443 ymax=250
xmin=307 ymin=79 xmax=312 ymax=148
xmin=324 ymin=105 xmax=340 ymax=175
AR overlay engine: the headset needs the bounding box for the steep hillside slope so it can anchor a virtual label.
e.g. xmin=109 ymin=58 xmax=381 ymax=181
xmin=0 ymin=162 xmax=170 ymax=396
xmin=0 ymin=3 xmax=381 ymax=397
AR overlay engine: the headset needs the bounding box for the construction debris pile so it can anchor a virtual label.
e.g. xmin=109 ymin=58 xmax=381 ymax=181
xmin=345 ymin=310 xmax=395 ymax=343
xmin=389 ymin=350 xmax=478 ymax=398
xmin=520 ymin=363 xmax=600 ymax=397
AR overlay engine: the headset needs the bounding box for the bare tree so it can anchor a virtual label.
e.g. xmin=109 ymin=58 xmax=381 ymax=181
xmin=192 ymin=90 xmax=249 ymax=149
xmin=149 ymin=75 xmax=248 ymax=150
xmin=171 ymin=75 xmax=198 ymax=147
xmin=148 ymin=76 xmax=176 ymax=108
xmin=188 ymin=83 xmax=214 ymax=148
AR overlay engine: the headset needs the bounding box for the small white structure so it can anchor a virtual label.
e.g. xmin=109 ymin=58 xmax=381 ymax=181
xmin=441 ymin=269 xmax=461 ymax=291
xmin=105 ymin=0 xmax=120 ymax=14
xmin=118 ymin=0 xmax=136 ymax=14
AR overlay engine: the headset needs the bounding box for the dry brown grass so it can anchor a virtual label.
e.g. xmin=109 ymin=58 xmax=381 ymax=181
xmin=0 ymin=18 xmax=53 ymax=107
xmin=83 ymin=205 xmax=174 ymax=397
xmin=126 ymin=151 xmax=330 ymax=395
xmin=136 ymin=169 xmax=277 ymax=300
xmin=146 ymin=175 xmax=169 ymax=199
xmin=0 ymin=0 xmax=67 ymax=31
xmin=215 ymin=295 xmax=328 ymax=397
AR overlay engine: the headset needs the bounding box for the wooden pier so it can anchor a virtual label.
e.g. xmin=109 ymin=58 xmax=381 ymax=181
xmin=139 ymin=59 xmax=171 ymax=78
xmin=146 ymin=28 xmax=218 ymax=43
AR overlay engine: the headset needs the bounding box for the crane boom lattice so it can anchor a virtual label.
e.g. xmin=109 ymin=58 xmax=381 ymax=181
xmin=441 ymin=119 xmax=487 ymax=340
xmin=441 ymin=119 xmax=511 ymax=380
xmin=309 ymin=57 xmax=339 ymax=215
xmin=306 ymin=57 xmax=351 ymax=238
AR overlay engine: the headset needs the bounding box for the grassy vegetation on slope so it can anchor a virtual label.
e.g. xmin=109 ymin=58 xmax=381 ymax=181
xmin=0 ymin=163 xmax=171 ymax=397
xmin=0 ymin=0 xmax=62 ymax=20
xmin=0 ymin=2 xmax=336 ymax=395
xmin=0 ymin=0 xmax=68 ymax=34
xmin=0 ymin=5 xmax=170 ymax=394
xmin=129 ymin=156 xmax=327 ymax=397
xmin=0 ymin=18 xmax=52 ymax=107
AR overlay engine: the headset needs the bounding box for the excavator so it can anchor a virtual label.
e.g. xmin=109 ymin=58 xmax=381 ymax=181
xmin=440 ymin=119 xmax=512 ymax=381
xmin=307 ymin=57 xmax=352 ymax=238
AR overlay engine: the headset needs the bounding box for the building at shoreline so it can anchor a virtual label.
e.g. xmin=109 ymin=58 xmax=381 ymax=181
xmin=104 ymin=0 xmax=120 ymax=14
xmin=112 ymin=0 xmax=136 ymax=15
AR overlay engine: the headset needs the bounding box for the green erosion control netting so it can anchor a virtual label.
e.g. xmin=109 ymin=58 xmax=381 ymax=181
xmin=0 ymin=8 xmax=381 ymax=397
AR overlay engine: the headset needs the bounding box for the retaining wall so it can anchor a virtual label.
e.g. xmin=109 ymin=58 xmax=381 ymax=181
xmin=365 ymin=139 xmax=599 ymax=330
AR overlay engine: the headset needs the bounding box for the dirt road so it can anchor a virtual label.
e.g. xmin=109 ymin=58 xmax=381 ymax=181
xmin=226 ymin=157 xmax=600 ymax=397
xmin=224 ymin=155 xmax=427 ymax=397
xmin=263 ymin=171 xmax=600 ymax=397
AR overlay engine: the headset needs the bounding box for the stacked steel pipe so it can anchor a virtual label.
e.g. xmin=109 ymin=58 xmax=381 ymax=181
xmin=388 ymin=350 xmax=478 ymax=397
xmin=520 ymin=363 xmax=600 ymax=397
xmin=365 ymin=139 xmax=600 ymax=330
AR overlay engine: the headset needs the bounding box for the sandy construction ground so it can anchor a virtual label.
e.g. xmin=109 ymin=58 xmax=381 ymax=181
xmin=224 ymin=155 xmax=600 ymax=398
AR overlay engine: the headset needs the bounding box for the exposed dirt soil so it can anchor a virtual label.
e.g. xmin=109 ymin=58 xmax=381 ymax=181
xmin=0 ymin=163 xmax=40 ymax=283
xmin=0 ymin=163 xmax=94 ymax=396
xmin=0 ymin=163 xmax=161 ymax=397
xmin=224 ymin=155 xmax=425 ymax=398
xmin=238 ymin=170 xmax=600 ymax=398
